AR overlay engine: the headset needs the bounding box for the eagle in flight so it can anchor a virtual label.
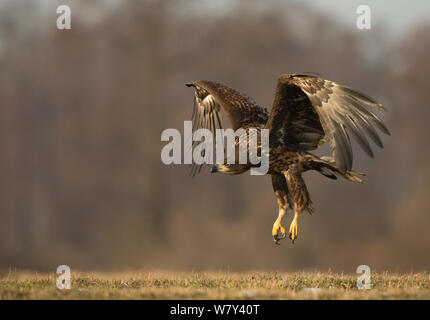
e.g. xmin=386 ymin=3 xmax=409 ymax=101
xmin=186 ymin=74 xmax=389 ymax=244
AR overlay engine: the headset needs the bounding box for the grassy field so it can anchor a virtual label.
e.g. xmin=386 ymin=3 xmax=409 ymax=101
xmin=1 ymin=270 xmax=429 ymax=299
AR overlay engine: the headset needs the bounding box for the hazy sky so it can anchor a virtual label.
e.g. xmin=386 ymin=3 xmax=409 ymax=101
xmin=2 ymin=0 xmax=429 ymax=41
xmin=200 ymin=0 xmax=430 ymax=40
xmin=295 ymin=0 xmax=430 ymax=39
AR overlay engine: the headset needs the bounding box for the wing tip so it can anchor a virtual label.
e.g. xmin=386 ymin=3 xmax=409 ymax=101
xmin=380 ymin=126 xmax=391 ymax=136
xmin=185 ymin=82 xmax=195 ymax=87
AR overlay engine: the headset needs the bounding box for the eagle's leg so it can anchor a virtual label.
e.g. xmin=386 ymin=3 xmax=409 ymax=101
xmin=271 ymin=174 xmax=292 ymax=244
xmin=284 ymin=165 xmax=313 ymax=243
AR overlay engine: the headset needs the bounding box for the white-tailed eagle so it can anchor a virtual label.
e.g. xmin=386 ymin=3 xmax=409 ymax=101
xmin=186 ymin=74 xmax=389 ymax=243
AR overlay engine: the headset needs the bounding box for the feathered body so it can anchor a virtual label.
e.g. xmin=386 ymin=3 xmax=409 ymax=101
xmin=186 ymin=74 xmax=389 ymax=243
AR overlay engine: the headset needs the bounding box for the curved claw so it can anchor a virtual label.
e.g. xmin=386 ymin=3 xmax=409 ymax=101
xmin=289 ymin=233 xmax=297 ymax=244
xmin=272 ymin=227 xmax=286 ymax=244
xmin=273 ymin=232 xmax=287 ymax=245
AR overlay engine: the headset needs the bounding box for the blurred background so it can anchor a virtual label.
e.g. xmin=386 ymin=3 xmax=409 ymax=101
xmin=0 ymin=0 xmax=429 ymax=273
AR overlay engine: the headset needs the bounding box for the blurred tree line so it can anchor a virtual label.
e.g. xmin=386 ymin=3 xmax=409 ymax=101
xmin=0 ymin=0 xmax=429 ymax=272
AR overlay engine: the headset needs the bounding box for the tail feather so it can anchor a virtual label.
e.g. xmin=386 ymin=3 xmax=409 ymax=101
xmin=308 ymin=155 xmax=365 ymax=183
xmin=318 ymin=166 xmax=337 ymax=180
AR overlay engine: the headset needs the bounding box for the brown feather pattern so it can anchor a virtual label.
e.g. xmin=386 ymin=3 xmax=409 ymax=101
xmin=266 ymin=74 xmax=390 ymax=172
xmin=186 ymin=81 xmax=268 ymax=176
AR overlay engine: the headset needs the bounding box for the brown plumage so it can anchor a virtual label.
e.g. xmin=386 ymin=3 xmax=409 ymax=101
xmin=186 ymin=74 xmax=390 ymax=243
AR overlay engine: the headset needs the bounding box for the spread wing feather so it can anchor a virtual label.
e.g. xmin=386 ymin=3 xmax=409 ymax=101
xmin=267 ymin=74 xmax=390 ymax=172
xmin=186 ymin=80 xmax=269 ymax=176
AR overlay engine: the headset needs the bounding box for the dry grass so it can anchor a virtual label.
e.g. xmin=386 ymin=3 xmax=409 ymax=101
xmin=0 ymin=270 xmax=429 ymax=299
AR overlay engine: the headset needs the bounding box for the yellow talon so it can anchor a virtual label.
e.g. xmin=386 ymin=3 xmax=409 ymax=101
xmin=272 ymin=218 xmax=286 ymax=244
xmin=289 ymin=216 xmax=298 ymax=243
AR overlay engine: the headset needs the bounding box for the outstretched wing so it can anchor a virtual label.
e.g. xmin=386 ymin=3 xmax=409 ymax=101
xmin=186 ymin=80 xmax=269 ymax=176
xmin=266 ymin=74 xmax=390 ymax=172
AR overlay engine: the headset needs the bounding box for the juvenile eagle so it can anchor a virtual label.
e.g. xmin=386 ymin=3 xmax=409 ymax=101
xmin=186 ymin=74 xmax=389 ymax=244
